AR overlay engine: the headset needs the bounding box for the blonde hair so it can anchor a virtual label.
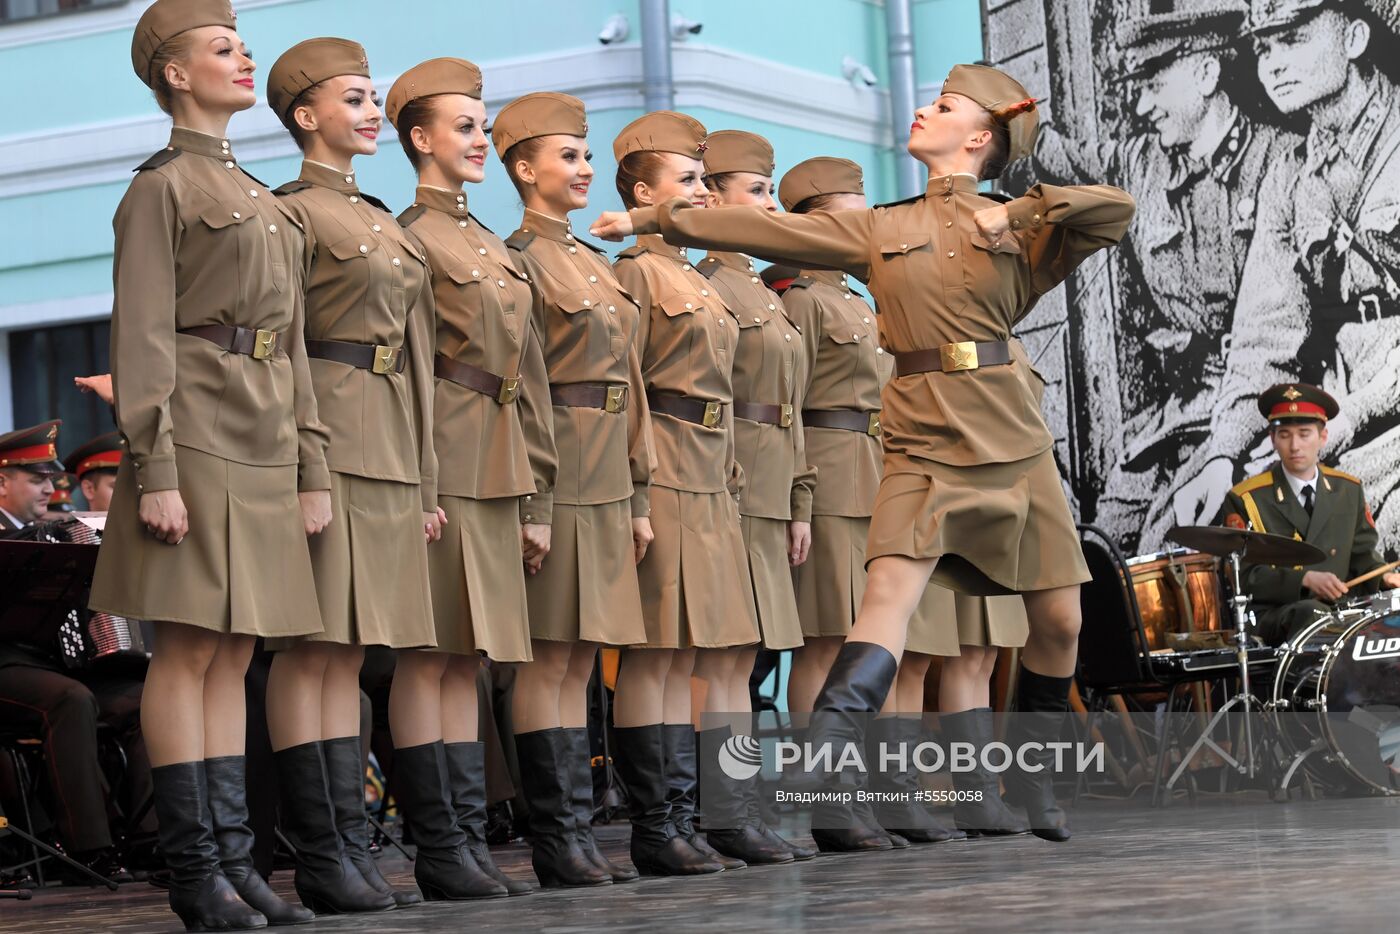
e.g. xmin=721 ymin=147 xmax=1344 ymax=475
xmin=149 ymin=33 xmax=198 ymax=115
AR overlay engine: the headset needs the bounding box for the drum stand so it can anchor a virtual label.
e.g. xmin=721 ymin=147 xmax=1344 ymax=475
xmin=1163 ymin=549 xmax=1279 ymax=797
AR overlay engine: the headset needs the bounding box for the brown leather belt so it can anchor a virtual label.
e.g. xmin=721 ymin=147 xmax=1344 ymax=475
xmin=646 ymin=391 xmax=726 ymax=428
xmin=895 ymin=340 xmax=1011 ymax=377
xmin=551 ymin=382 xmax=629 ymax=413
xmin=306 ymin=338 xmax=406 ymax=375
xmin=178 ymin=325 xmax=283 ymax=359
xmin=802 ymin=409 xmax=882 ymax=437
xmin=732 ymin=401 xmax=793 ymax=428
xmin=434 ymin=354 xmax=521 ymax=404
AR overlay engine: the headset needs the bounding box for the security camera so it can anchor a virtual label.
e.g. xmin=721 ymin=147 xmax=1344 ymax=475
xmin=671 ymin=15 xmax=703 ymax=40
xmin=842 ymin=55 xmax=878 ymax=87
xmin=599 ymin=13 xmax=629 ymax=45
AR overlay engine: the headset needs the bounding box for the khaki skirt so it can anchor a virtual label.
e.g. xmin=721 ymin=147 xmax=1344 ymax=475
xmin=794 ymin=514 xmax=868 ymax=639
xmin=634 ymin=487 xmax=759 ymax=649
xmin=273 ymin=471 xmax=435 ymax=650
xmin=90 ymin=446 xmax=323 ymax=638
xmin=741 ymin=515 xmax=804 ymax=650
xmin=905 ymin=587 xmax=1029 ymax=656
xmin=427 ymin=494 xmax=532 ymax=661
xmin=525 ymin=499 xmax=647 ymax=645
xmin=867 ymin=448 xmax=1090 ymax=597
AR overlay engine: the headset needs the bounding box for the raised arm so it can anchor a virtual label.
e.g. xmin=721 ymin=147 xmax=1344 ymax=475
xmin=1003 ymin=183 xmax=1136 ymax=298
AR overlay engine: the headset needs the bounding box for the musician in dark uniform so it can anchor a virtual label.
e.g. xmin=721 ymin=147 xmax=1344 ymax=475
xmin=0 ymin=421 xmax=152 ymax=880
xmin=1219 ymin=383 xmax=1400 ymax=645
xmin=66 ymin=432 xmax=124 ymax=513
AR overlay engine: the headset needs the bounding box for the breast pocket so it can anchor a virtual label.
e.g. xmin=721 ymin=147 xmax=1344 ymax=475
xmin=879 ymin=232 xmax=968 ymax=317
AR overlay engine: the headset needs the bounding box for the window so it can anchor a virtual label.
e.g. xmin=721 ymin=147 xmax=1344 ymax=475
xmin=9 ymin=320 xmax=115 ymax=456
xmin=1 ymin=0 xmax=126 ymax=26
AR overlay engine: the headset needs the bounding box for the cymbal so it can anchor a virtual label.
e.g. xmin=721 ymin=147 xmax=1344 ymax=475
xmin=1166 ymin=525 xmax=1327 ymax=567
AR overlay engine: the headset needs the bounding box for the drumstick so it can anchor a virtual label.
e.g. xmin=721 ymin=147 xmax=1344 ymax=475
xmin=1345 ymin=559 xmax=1400 ymax=589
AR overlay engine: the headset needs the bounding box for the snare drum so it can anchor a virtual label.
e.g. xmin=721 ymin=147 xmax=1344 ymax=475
xmin=1271 ymin=593 xmax=1400 ymax=794
xmin=1124 ymin=550 xmax=1225 ymax=651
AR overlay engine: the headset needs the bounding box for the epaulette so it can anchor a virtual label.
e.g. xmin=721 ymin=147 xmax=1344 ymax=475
xmin=1321 ymin=465 xmax=1362 ymax=486
xmin=135 ymin=147 xmax=181 ymax=172
xmin=273 ymin=180 xmax=312 ymax=196
xmin=397 ymin=204 xmax=427 ymax=227
xmin=784 ymin=275 xmax=814 ymax=289
xmin=360 ymin=192 xmax=391 ymax=213
xmin=1230 ymin=471 xmax=1273 ymax=497
xmin=575 ymin=236 xmax=608 ymax=255
xmin=617 ymin=245 xmax=646 ymax=260
xmin=505 ymin=230 xmax=536 ymax=252
xmin=980 ymin=191 xmax=1014 ymax=204
xmin=873 ymin=194 xmax=923 ymax=210
xmin=696 ymin=257 xmax=722 ymax=279
xmin=469 ymin=213 xmax=495 ymax=236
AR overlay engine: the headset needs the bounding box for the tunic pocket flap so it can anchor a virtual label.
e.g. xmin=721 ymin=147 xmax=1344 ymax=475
xmin=971 ymin=231 xmax=1022 ymax=255
xmin=327 ymin=234 xmax=379 ymax=260
xmin=878 ymin=234 xmax=930 ymax=255
xmin=735 ymin=311 xmax=767 ymax=329
xmin=659 ymin=293 xmax=705 ymax=317
xmin=199 ymin=204 xmax=251 ymax=229
xmin=503 ymin=262 xmax=531 ymax=283
xmin=557 ymin=289 xmax=597 ymax=314
xmin=445 ymin=259 xmax=487 ymax=286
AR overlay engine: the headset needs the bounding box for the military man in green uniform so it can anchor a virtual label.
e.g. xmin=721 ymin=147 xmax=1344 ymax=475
xmin=1219 ymin=383 xmax=1400 ymax=645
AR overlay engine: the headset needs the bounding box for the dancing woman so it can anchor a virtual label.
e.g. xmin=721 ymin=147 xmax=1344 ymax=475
xmin=593 ymin=65 xmax=1134 ymax=841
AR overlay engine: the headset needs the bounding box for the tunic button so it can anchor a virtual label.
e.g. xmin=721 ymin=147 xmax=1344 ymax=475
xmin=701 ymin=289 xmax=709 ymax=296
xmin=900 ymin=243 xmax=908 ymax=249
xmin=943 ymin=196 xmax=950 ymax=203
xmin=684 ymin=302 xmax=693 ymax=309
xmin=854 ymin=333 xmax=861 ymax=340
xmin=459 ymin=221 xmax=468 ymax=227
xmin=863 ymin=316 xmax=870 ymax=323
xmin=754 ymin=316 xmax=762 ymax=323
xmin=568 ymin=247 xmax=577 ymax=254
xmin=683 ymin=264 xmax=692 ymax=271
xmin=344 ymin=175 xmax=353 ymax=184
xmin=608 ymin=305 xmax=616 ymax=313
xmin=566 ymin=234 xmax=574 ymax=241
xmin=392 ymin=258 xmax=401 ymax=267
xmin=784 ymin=334 xmax=792 ymax=342
xmin=224 ymin=161 xmax=235 ymax=169
xmin=945 ymin=221 xmax=953 ymax=228
xmin=478 ymin=248 xmax=487 ymax=255
xmin=877 ymin=347 xmax=885 ymax=355
xmin=350 ymin=196 xmax=359 ymax=204
xmin=843 ymin=293 xmax=851 ymax=299
xmin=947 ymin=251 xmax=955 ymax=258
xmin=232 ymin=212 xmax=241 ymax=219
xmin=497 ymin=279 xmax=506 ymax=287
xmin=359 ymin=245 xmax=368 ymax=253
xmin=250 ymin=189 xmax=259 ymax=197
xmin=589 ymin=275 xmax=598 ymax=282
xmin=767 ymin=303 xmax=775 ymax=310
xmin=750 ymin=276 xmax=759 ymax=283
xmin=372 ymin=224 xmax=381 ymax=232
xmin=472 ymin=270 xmax=481 ymax=277
xmin=584 ymin=299 xmax=592 ymax=306
xmin=1032 ymin=213 xmax=1042 ymax=223
xmin=718 ymin=319 xmax=725 ymax=327
xmin=268 ymin=224 xmax=278 ymax=233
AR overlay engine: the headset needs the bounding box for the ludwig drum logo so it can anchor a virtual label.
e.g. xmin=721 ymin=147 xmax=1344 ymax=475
xmin=717 ymin=734 xmax=763 ymax=780
xmin=1352 ymin=635 xmax=1400 ymax=662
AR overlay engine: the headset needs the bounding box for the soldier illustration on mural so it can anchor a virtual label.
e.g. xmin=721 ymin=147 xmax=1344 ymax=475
xmin=987 ymin=0 xmax=1400 ymax=554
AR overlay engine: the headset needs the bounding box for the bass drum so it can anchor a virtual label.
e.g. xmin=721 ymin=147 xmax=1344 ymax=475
xmin=1271 ymin=594 xmax=1400 ymax=794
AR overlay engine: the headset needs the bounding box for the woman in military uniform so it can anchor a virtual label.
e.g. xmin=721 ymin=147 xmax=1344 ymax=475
xmin=607 ymin=111 xmax=759 ymax=877
xmin=492 ymin=92 xmax=651 ymax=887
xmin=260 ymin=39 xmax=471 ymax=910
xmin=92 ymin=2 xmax=329 ymax=928
xmin=689 ymin=130 xmax=810 ymax=865
xmin=593 ymin=64 xmax=1135 ymax=842
xmin=387 ymin=58 xmax=556 ymax=897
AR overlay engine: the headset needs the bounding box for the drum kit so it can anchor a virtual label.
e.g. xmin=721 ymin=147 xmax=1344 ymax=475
xmin=1119 ymin=525 xmax=1400 ymax=798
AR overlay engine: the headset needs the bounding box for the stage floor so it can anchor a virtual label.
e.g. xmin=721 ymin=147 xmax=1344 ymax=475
xmin=6 ymin=794 xmax=1398 ymax=933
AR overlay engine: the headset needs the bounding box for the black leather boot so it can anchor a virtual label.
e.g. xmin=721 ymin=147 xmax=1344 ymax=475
xmin=663 ymin=724 xmax=745 ymax=870
xmin=273 ymin=741 xmax=395 ymax=915
xmin=940 ymin=709 xmax=1030 ymax=837
xmin=205 ymin=756 xmax=314 ymax=925
xmin=323 ymin=737 xmax=421 ymax=908
xmin=443 ymin=741 xmax=535 ymax=895
xmin=864 ymin=719 xmax=962 ymax=844
xmin=394 ymin=742 xmax=508 ymax=899
xmin=745 ymin=785 xmax=815 ymax=860
xmin=564 ymin=727 xmax=637 ymax=882
xmin=697 ymin=726 xmax=792 ymax=865
xmin=151 ymin=761 xmax=268 ymax=932
xmin=515 ymin=729 xmax=611 ymax=887
xmin=612 ymin=725 xmax=724 ymax=876
xmin=1004 ymin=668 xmax=1073 ymax=842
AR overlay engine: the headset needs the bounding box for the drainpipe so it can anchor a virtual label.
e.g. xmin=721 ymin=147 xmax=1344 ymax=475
xmin=885 ymin=0 xmax=922 ymax=198
xmin=639 ymin=0 xmax=675 ymax=112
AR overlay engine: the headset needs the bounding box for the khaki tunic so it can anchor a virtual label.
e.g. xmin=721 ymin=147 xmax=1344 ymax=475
xmin=699 ymin=252 xmax=811 ymax=650
xmin=271 ymin=161 xmax=437 ymax=649
xmin=401 ymin=186 xmax=557 ymax=661
xmin=507 ymin=208 xmax=652 ymax=645
xmin=90 ymin=128 xmax=330 ymax=636
xmin=614 ymin=235 xmax=759 ymax=648
xmin=633 ymin=177 xmax=1135 ymax=594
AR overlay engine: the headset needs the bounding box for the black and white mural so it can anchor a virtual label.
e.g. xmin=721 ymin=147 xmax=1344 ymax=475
xmin=985 ymin=0 xmax=1400 ymax=556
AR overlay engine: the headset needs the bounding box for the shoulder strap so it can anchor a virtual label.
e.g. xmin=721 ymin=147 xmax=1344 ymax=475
xmin=360 ymin=192 xmax=392 ymax=213
xmin=505 ymin=229 xmax=536 ymax=252
xmin=617 ymin=244 xmax=646 ymax=259
xmin=696 ymin=257 xmax=722 ymax=279
xmin=1321 ymin=465 xmax=1362 ymax=486
xmin=468 ymin=212 xmax=495 ymax=236
xmin=397 ymin=203 xmax=427 ymax=227
xmin=576 ymin=236 xmax=608 ymax=255
xmin=135 ymin=147 xmax=181 ymax=172
xmin=273 ymin=180 xmax=312 ymax=196
xmin=873 ymin=193 xmax=923 ymax=210
xmin=1231 ymin=471 xmax=1273 ymax=497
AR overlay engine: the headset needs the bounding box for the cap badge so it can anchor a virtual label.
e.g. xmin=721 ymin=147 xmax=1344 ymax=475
xmin=696 ymin=136 xmax=708 ymax=153
xmin=46 ymin=425 xmax=58 ymax=440
xmin=1283 ymin=386 xmax=1303 ymax=400
xmin=1288 ymin=403 xmax=1298 ymax=413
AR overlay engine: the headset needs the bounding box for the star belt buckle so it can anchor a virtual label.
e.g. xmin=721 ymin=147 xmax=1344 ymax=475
xmin=372 ymin=345 xmax=400 ymax=375
xmin=252 ymin=329 xmax=278 ymax=360
xmin=605 ymin=385 xmax=628 ymax=413
xmin=702 ymin=401 xmax=723 ymax=428
xmin=939 ymin=341 xmax=979 ymax=372
xmin=779 ymin=404 xmax=794 ymax=428
xmin=497 ymin=376 xmax=521 ymax=405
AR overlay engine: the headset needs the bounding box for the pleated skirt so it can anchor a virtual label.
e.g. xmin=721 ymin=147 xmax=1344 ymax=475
xmin=426 ymin=494 xmax=532 ymax=661
xmin=525 ymin=499 xmax=648 ymax=645
xmin=794 ymin=514 xmax=868 ymax=639
xmin=740 ymin=514 xmax=805 ymax=650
